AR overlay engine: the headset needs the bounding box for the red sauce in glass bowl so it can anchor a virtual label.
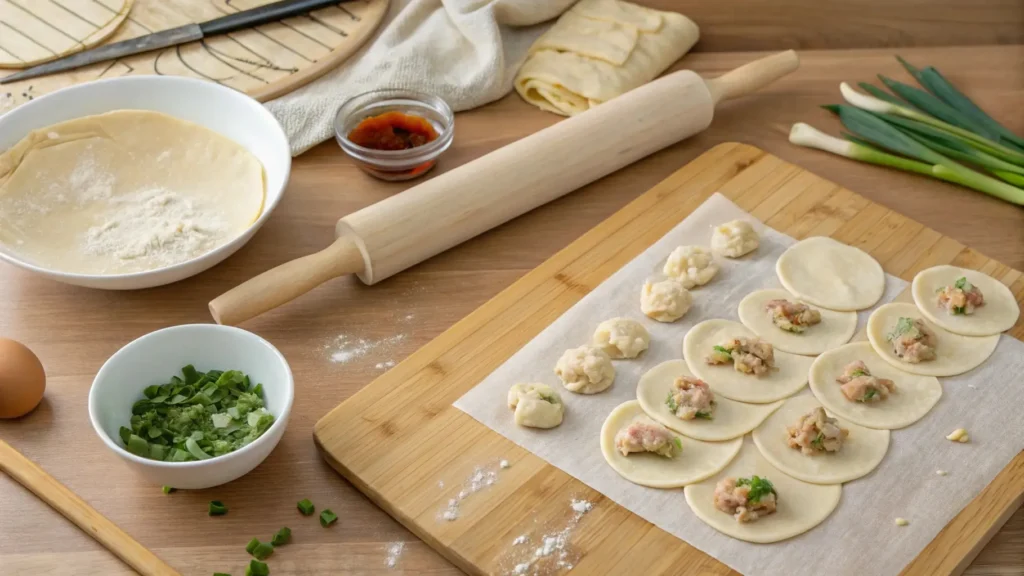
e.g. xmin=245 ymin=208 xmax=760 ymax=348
xmin=347 ymin=111 xmax=439 ymax=151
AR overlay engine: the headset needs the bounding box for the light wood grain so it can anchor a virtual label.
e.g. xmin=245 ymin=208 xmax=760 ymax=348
xmin=0 ymin=0 xmax=134 ymax=68
xmin=0 ymin=0 xmax=389 ymax=112
xmin=314 ymin=142 xmax=1024 ymax=576
xmin=0 ymin=46 xmax=1021 ymax=575
xmin=0 ymin=440 xmax=179 ymax=575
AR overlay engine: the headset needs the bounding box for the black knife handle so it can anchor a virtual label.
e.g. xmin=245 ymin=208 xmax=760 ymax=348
xmin=201 ymin=0 xmax=347 ymax=36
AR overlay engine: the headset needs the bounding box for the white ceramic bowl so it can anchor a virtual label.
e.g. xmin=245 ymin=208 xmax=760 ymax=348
xmin=0 ymin=75 xmax=291 ymax=290
xmin=88 ymin=324 xmax=293 ymax=489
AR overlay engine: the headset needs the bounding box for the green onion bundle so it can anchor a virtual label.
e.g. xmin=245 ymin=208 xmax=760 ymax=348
xmin=790 ymin=57 xmax=1024 ymax=205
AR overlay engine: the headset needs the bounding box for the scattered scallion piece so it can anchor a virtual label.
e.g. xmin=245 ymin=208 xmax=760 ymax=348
xmin=162 ymin=486 xmax=176 ymax=494
xmin=209 ymin=500 xmax=228 ymax=516
xmin=245 ymin=538 xmax=260 ymax=555
xmin=213 ymin=573 xmax=231 ymax=576
xmin=245 ymin=560 xmax=270 ymax=576
xmin=320 ymin=509 xmax=338 ymax=527
xmin=250 ymin=541 xmax=274 ymax=561
xmin=297 ymin=499 xmax=315 ymax=516
xmin=271 ymin=527 xmax=291 ymax=546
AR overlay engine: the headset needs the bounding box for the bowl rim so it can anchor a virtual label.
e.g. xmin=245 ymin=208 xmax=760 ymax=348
xmin=0 ymin=75 xmax=291 ymax=283
xmin=87 ymin=323 xmax=294 ymax=469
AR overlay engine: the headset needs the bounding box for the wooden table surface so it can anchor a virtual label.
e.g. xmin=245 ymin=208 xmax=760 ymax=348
xmin=2 ymin=37 xmax=1023 ymax=576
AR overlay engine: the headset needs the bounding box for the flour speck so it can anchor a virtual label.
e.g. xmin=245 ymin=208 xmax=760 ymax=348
xmin=385 ymin=541 xmax=405 ymax=568
xmin=437 ymin=462 xmax=509 ymax=522
xmin=502 ymin=499 xmax=593 ymax=575
xmin=500 ymin=459 xmax=510 ymax=469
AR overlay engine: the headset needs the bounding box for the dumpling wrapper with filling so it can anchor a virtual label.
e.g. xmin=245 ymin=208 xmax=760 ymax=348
xmin=809 ymin=342 xmax=942 ymax=430
xmin=683 ymin=319 xmax=814 ymax=403
xmin=752 ymin=394 xmax=890 ymax=484
xmin=866 ymin=302 xmax=998 ymax=377
xmin=636 ymin=360 xmax=782 ymax=441
xmin=737 ymin=288 xmax=857 ymax=356
xmin=911 ymin=265 xmax=1020 ymax=337
xmin=600 ymin=400 xmax=741 ymax=488
xmin=775 ymin=236 xmax=885 ymax=311
xmin=515 ymin=0 xmax=699 ymax=116
xmin=684 ymin=437 xmax=842 ymax=544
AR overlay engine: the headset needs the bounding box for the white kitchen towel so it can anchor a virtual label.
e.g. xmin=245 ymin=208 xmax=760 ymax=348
xmin=267 ymin=0 xmax=575 ymax=155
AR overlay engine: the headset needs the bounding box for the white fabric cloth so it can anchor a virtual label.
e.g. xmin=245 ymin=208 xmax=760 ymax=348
xmin=267 ymin=0 xmax=575 ymax=156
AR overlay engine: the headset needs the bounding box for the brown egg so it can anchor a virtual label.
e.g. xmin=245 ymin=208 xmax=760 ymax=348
xmin=0 ymin=338 xmax=46 ymax=419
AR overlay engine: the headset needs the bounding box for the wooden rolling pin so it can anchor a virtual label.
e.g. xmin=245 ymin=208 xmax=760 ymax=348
xmin=210 ymin=50 xmax=800 ymax=326
xmin=0 ymin=440 xmax=180 ymax=576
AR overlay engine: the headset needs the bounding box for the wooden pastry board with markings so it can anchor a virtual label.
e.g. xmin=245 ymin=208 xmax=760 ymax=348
xmin=313 ymin=142 xmax=1024 ymax=576
xmin=0 ymin=0 xmax=388 ymax=111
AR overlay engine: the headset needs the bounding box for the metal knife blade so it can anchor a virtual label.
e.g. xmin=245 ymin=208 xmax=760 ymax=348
xmin=0 ymin=25 xmax=203 ymax=85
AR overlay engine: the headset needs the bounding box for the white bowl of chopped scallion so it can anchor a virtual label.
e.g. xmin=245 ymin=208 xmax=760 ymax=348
xmin=88 ymin=324 xmax=293 ymax=489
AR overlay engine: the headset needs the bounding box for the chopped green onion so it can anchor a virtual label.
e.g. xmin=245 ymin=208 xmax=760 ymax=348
xmin=245 ymin=560 xmax=270 ymax=576
xmin=860 ymin=389 xmax=878 ymax=402
xmin=250 ymin=542 xmax=274 ymax=561
xmin=213 ymin=573 xmax=231 ymax=576
xmin=162 ymin=486 xmax=176 ymax=494
xmin=320 ymin=509 xmax=338 ymax=527
xmin=664 ymin=392 xmax=679 ymax=412
xmin=297 ymin=499 xmax=315 ymax=516
xmin=887 ymin=317 xmax=916 ymax=341
xmin=811 ymin=432 xmax=825 ymax=449
xmin=208 ymin=501 xmax=228 ymax=516
xmin=271 ymin=527 xmax=291 ymax=546
xmin=735 ymin=475 xmax=776 ymax=504
xmin=245 ymin=538 xmax=260 ymax=555
xmin=877 ymin=75 xmax=997 ymax=139
xmin=672 ymin=436 xmax=683 ymax=452
xmin=694 ymin=411 xmax=713 ymax=420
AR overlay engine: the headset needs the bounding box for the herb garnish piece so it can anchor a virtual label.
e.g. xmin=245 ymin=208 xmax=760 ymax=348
xmin=811 ymin=433 xmax=825 ymax=450
xmin=887 ymin=317 xmax=916 ymax=341
xmin=952 ymin=305 xmax=966 ymax=315
xmin=954 ymin=276 xmax=973 ymax=291
xmin=271 ymin=527 xmax=291 ymax=546
xmin=213 ymin=573 xmax=231 ymax=576
xmin=665 ymin=392 xmax=679 ymax=412
xmin=162 ymin=486 xmax=176 ymax=494
xmin=297 ymin=499 xmax=315 ymax=516
xmin=320 ymin=509 xmax=338 ymax=527
xmin=246 ymin=560 xmax=270 ymax=576
xmin=250 ymin=541 xmax=274 ymax=561
xmin=850 ymin=369 xmax=867 ymax=377
xmin=245 ymin=538 xmax=260 ymax=555
xmin=119 ymin=366 xmax=275 ymax=463
xmin=208 ymin=500 xmax=228 ymax=516
xmin=713 ymin=345 xmax=733 ymax=357
xmin=735 ymin=475 xmax=776 ymax=504
xmin=695 ymin=411 xmax=713 ymax=420
xmin=860 ymin=389 xmax=878 ymax=402
xmin=672 ymin=437 xmax=683 ymax=453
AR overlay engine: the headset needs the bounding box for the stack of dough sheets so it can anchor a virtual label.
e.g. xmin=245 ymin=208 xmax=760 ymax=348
xmin=515 ymin=0 xmax=700 ymax=116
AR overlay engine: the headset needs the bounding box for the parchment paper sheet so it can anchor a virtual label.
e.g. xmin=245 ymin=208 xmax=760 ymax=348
xmin=455 ymin=193 xmax=1024 ymax=576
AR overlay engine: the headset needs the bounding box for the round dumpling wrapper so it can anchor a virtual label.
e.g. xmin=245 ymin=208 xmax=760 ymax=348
xmin=600 ymin=401 xmax=741 ymax=488
xmin=866 ymin=303 xmax=998 ymax=377
xmin=684 ymin=437 xmax=842 ymax=543
xmin=776 ymin=236 xmax=885 ymax=311
xmin=752 ymin=394 xmax=890 ymax=484
xmin=737 ymin=288 xmax=857 ymax=355
xmin=809 ymin=342 xmax=942 ymax=429
xmin=911 ymin=265 xmax=1020 ymax=336
xmin=636 ymin=360 xmax=782 ymax=441
xmin=683 ymin=319 xmax=814 ymax=403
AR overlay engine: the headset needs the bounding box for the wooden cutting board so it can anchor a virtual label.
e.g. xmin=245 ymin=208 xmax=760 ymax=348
xmin=0 ymin=0 xmax=388 ymax=111
xmin=322 ymin=141 xmax=1024 ymax=575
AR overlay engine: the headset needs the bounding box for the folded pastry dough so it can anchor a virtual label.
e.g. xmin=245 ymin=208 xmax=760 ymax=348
xmin=515 ymin=0 xmax=699 ymax=116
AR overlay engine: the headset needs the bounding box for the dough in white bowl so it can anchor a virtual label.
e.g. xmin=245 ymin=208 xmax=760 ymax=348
xmin=684 ymin=437 xmax=842 ymax=543
xmin=752 ymin=394 xmax=890 ymax=484
xmin=592 ymin=317 xmax=649 ymax=359
xmin=809 ymin=342 xmax=942 ymax=430
xmin=640 ymin=278 xmax=692 ymax=322
xmin=711 ymin=219 xmax=759 ymax=258
xmin=737 ymin=289 xmax=857 ymax=356
xmin=507 ymin=383 xmax=564 ymax=429
xmin=776 ymin=236 xmax=884 ymax=311
xmin=600 ymin=400 xmax=741 ymax=488
xmin=0 ymin=110 xmax=265 ymax=275
xmin=683 ymin=319 xmax=814 ymax=403
xmin=554 ymin=345 xmax=615 ymax=393
xmin=636 ymin=360 xmax=782 ymax=441
xmin=911 ymin=265 xmax=1020 ymax=336
xmin=663 ymin=245 xmax=718 ymax=288
xmin=866 ymin=303 xmax=999 ymax=377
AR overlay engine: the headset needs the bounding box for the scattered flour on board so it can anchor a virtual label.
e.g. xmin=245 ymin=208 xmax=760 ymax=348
xmin=438 ymin=462 xmax=509 ymax=522
xmin=326 ymin=333 xmax=407 ymax=365
xmin=385 ymin=541 xmax=405 ymax=568
xmin=503 ymin=499 xmax=594 ymax=575
xmin=500 ymin=459 xmax=511 ymax=469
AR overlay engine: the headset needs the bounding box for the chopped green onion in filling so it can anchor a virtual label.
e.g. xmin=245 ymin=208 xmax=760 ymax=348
xmin=735 ymin=475 xmax=776 ymax=504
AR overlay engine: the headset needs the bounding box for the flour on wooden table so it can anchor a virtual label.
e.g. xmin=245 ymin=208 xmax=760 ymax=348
xmin=325 ymin=333 xmax=407 ymax=365
xmin=384 ymin=541 xmax=405 ymax=568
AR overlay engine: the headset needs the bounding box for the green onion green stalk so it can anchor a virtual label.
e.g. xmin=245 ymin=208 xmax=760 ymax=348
xmin=791 ymin=57 xmax=1024 ymax=206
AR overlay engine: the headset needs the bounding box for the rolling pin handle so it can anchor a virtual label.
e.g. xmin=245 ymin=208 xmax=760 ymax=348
xmin=209 ymin=236 xmax=366 ymax=326
xmin=705 ymin=50 xmax=800 ymax=106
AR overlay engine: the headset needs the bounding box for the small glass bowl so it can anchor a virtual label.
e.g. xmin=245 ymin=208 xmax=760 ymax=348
xmin=334 ymin=89 xmax=454 ymax=182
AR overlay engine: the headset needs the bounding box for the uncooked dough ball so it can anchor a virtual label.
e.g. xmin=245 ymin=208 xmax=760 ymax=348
xmin=641 ymin=279 xmax=692 ymax=322
xmin=711 ymin=220 xmax=759 ymax=258
xmin=508 ymin=383 xmax=564 ymax=429
xmin=593 ymin=317 xmax=650 ymax=359
xmin=554 ymin=346 xmax=616 ymax=394
xmin=663 ymin=245 xmax=719 ymax=288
